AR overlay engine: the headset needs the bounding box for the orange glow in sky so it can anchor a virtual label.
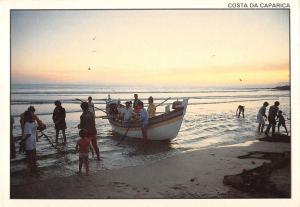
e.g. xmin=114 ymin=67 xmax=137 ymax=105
xmin=11 ymin=10 xmax=289 ymax=87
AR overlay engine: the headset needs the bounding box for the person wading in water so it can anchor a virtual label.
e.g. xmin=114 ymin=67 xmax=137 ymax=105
xmin=78 ymin=102 xmax=100 ymax=160
xmin=52 ymin=100 xmax=67 ymax=145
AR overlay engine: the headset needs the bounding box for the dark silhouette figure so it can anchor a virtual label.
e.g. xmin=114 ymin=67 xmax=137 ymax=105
xmin=265 ymin=101 xmax=280 ymax=137
xmin=236 ymin=105 xmax=245 ymax=118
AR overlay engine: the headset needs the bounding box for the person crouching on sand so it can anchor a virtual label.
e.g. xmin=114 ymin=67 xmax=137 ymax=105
xmin=276 ymin=110 xmax=288 ymax=136
xmin=52 ymin=100 xmax=67 ymax=145
xmin=257 ymin=102 xmax=269 ymax=133
xmin=236 ymin=105 xmax=245 ymax=118
xmin=76 ymin=129 xmax=90 ymax=175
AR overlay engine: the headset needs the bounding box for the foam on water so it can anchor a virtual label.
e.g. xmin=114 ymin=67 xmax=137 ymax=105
xmin=10 ymin=84 xmax=290 ymax=185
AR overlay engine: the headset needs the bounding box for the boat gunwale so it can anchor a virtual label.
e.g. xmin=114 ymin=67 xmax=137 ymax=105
xmin=108 ymin=108 xmax=184 ymax=128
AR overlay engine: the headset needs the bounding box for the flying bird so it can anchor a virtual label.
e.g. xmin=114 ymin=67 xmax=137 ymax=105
xmin=88 ymin=67 xmax=91 ymax=71
xmin=239 ymin=78 xmax=243 ymax=82
xmin=211 ymin=54 xmax=216 ymax=58
xmin=92 ymin=36 xmax=96 ymax=40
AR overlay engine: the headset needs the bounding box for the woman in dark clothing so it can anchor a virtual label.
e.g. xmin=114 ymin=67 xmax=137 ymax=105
xmin=52 ymin=100 xmax=67 ymax=144
xmin=78 ymin=102 xmax=100 ymax=160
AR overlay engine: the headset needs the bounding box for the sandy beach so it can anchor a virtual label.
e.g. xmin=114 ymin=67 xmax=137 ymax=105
xmin=11 ymin=137 xmax=290 ymax=199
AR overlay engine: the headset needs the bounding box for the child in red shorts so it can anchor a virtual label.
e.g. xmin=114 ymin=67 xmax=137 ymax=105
xmin=76 ymin=129 xmax=90 ymax=175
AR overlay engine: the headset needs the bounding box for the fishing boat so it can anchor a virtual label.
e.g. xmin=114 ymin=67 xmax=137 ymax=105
xmin=105 ymin=97 xmax=188 ymax=141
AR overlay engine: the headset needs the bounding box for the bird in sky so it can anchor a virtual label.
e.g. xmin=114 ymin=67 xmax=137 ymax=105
xmin=88 ymin=67 xmax=91 ymax=71
xmin=211 ymin=54 xmax=216 ymax=58
xmin=92 ymin=36 xmax=96 ymax=40
xmin=239 ymin=78 xmax=243 ymax=82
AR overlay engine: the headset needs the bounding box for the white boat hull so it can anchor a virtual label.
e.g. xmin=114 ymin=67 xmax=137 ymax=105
xmin=107 ymin=98 xmax=188 ymax=141
xmin=110 ymin=115 xmax=184 ymax=140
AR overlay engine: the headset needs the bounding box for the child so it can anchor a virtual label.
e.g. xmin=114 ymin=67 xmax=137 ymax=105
xmin=277 ymin=110 xmax=288 ymax=136
xmin=257 ymin=102 xmax=269 ymax=133
xmin=75 ymin=129 xmax=91 ymax=175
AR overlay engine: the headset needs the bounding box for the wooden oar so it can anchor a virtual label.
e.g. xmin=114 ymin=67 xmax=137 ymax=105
xmin=95 ymin=115 xmax=108 ymax=119
xmin=155 ymin=97 xmax=171 ymax=107
xmin=75 ymin=98 xmax=107 ymax=114
xmin=40 ymin=131 xmax=65 ymax=153
xmin=116 ymin=126 xmax=130 ymax=146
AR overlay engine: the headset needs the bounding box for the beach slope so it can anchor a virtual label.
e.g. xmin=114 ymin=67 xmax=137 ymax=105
xmin=11 ymin=139 xmax=290 ymax=199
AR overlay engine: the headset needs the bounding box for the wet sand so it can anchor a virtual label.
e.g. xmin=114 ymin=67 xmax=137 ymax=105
xmin=11 ymin=137 xmax=290 ymax=199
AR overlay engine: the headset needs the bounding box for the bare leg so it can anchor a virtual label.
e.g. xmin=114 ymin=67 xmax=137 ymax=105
xmin=89 ymin=145 xmax=95 ymax=158
xmin=62 ymin=129 xmax=66 ymax=144
xmin=27 ymin=150 xmax=37 ymax=173
xmin=271 ymin=123 xmax=276 ymax=137
xmin=90 ymin=136 xmax=100 ymax=160
xmin=261 ymin=124 xmax=265 ymax=133
xmin=78 ymin=157 xmax=83 ymax=174
xmin=284 ymin=125 xmax=288 ymax=135
xmin=55 ymin=130 xmax=59 ymax=143
xmin=84 ymin=157 xmax=89 ymax=175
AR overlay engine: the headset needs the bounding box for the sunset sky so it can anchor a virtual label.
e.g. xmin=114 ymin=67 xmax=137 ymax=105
xmin=11 ymin=10 xmax=289 ymax=87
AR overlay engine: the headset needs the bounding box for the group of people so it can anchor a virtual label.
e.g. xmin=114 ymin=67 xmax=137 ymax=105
xmin=111 ymin=94 xmax=157 ymax=142
xmin=11 ymin=95 xmax=289 ymax=176
xmin=236 ymin=101 xmax=288 ymax=137
xmin=11 ymin=94 xmax=157 ymax=175
xmin=257 ymin=101 xmax=288 ymax=137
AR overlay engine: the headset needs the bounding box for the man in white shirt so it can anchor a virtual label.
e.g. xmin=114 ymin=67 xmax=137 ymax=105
xmin=138 ymin=101 xmax=148 ymax=144
xmin=121 ymin=101 xmax=133 ymax=123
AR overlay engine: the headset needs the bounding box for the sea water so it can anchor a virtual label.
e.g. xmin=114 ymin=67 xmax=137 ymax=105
xmin=10 ymin=84 xmax=290 ymax=184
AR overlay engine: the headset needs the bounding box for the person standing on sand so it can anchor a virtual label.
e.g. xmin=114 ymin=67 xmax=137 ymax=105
xmin=276 ymin=110 xmax=288 ymax=136
xmin=265 ymin=101 xmax=280 ymax=137
xmin=147 ymin=96 xmax=156 ymax=118
xmin=236 ymin=105 xmax=245 ymax=118
xmin=76 ymin=129 xmax=90 ymax=175
xmin=78 ymin=102 xmax=100 ymax=160
xmin=52 ymin=100 xmax=67 ymax=145
xmin=21 ymin=111 xmax=38 ymax=173
xmin=138 ymin=101 xmax=149 ymax=144
xmin=88 ymin=96 xmax=95 ymax=115
xmin=257 ymin=102 xmax=269 ymax=133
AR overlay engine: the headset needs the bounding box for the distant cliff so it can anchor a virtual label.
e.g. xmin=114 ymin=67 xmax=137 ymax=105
xmin=273 ymin=85 xmax=290 ymax=90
